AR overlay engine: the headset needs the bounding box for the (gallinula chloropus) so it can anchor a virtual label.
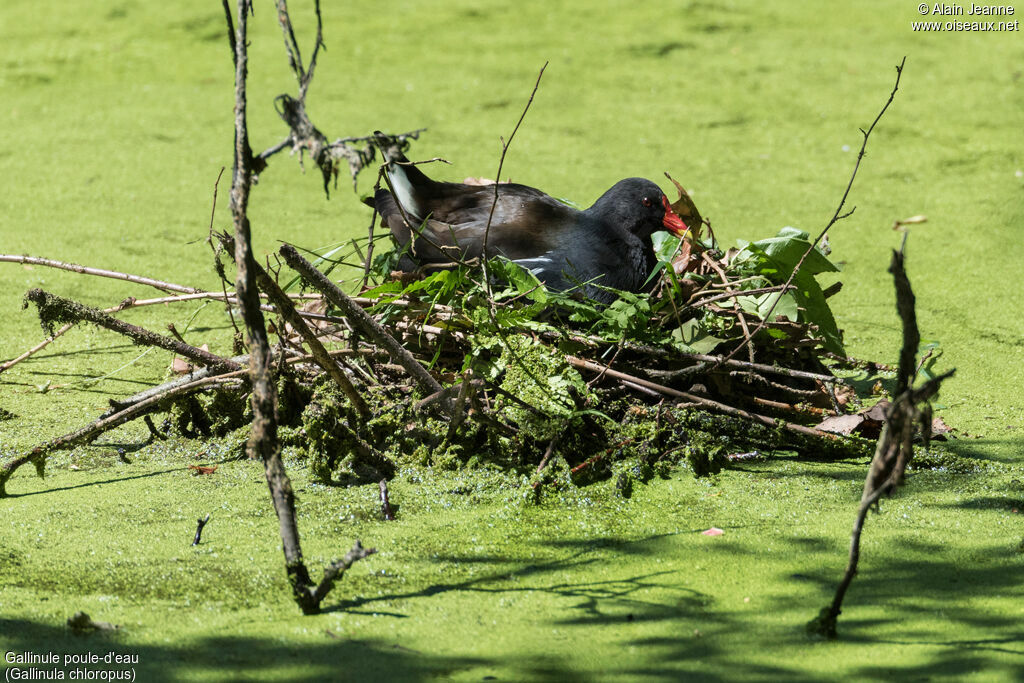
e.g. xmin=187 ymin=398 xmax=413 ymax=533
xmin=372 ymin=140 xmax=688 ymax=304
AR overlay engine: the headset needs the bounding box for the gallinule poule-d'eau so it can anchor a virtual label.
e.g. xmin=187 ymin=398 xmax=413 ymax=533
xmin=372 ymin=137 xmax=688 ymax=304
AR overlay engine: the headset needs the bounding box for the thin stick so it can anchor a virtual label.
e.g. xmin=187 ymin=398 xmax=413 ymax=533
xmin=535 ymin=433 xmax=561 ymax=475
xmin=0 ymin=292 xmax=320 ymax=375
xmin=0 ymin=324 xmax=74 ymax=374
xmin=23 ymin=289 xmax=240 ymax=373
xmin=256 ymin=258 xmax=371 ymax=419
xmin=308 ymin=541 xmax=377 ymax=607
xmin=723 ymin=57 xmax=906 ymax=364
xmin=362 ymin=204 xmax=378 ymax=290
xmin=206 ymin=166 xmax=241 ymax=338
xmin=481 ymin=63 xmax=547 ymax=276
xmin=143 ymin=415 xmax=166 ymax=441
xmin=192 ymin=514 xmax=211 ymax=546
xmin=107 ymin=346 xmax=379 ymax=415
xmin=566 ymin=355 xmax=835 ymax=441
xmin=702 ymin=252 xmax=756 ymax=363
xmin=230 ymin=0 xmax=322 ymax=615
xmin=218 ymin=234 xmax=371 ymax=418
xmin=618 ymin=347 xmax=845 ymax=385
xmin=690 ymin=285 xmax=792 ymax=308
xmin=279 ymin=244 xmax=446 ymax=400
xmin=0 ymin=371 xmax=248 ymax=496
xmin=808 ymin=246 xmax=953 ymax=639
xmin=1 ymin=255 xmax=203 ymax=295
xmin=220 ymin=0 xmax=236 ymax=68
xmin=379 ymin=480 xmax=395 ymax=521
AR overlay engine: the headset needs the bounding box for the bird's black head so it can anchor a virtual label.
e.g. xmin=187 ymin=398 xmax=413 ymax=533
xmin=588 ymin=178 xmax=688 ymax=238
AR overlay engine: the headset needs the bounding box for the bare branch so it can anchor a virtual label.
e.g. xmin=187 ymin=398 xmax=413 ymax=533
xmin=228 ymin=0 xmax=318 ymax=616
xmin=22 ymin=289 xmax=240 ymax=373
xmin=279 ymin=243 xmax=446 ymax=400
xmin=723 ymin=57 xmax=906 ymax=364
xmin=1 ymin=255 xmax=203 ymax=295
xmin=307 ymin=541 xmax=377 ymax=607
xmin=481 ymin=63 xmax=547 ymax=265
xmin=567 ymin=355 xmax=837 ymax=442
xmin=0 ymin=371 xmax=248 ymax=497
xmin=809 ymin=244 xmax=954 ymax=639
xmin=217 ymin=233 xmax=371 ymax=418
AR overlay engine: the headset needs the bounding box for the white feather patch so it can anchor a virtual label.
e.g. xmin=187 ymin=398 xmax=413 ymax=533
xmin=388 ymin=162 xmax=421 ymax=220
xmin=513 ymin=255 xmax=555 ymax=276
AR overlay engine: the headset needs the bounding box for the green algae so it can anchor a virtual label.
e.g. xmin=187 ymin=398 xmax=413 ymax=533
xmin=1 ymin=0 xmax=1023 ymax=679
xmin=3 ymin=451 xmax=1023 ymax=681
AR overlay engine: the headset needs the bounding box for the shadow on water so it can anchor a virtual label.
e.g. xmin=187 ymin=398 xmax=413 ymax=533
xmin=3 ymin=525 xmax=1022 ymax=680
xmin=0 ymin=617 xmax=485 ymax=683
xmin=0 ymin=468 xmax=182 ymax=499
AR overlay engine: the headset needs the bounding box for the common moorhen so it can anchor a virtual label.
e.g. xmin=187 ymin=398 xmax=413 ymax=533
xmin=373 ymin=140 xmax=688 ymax=304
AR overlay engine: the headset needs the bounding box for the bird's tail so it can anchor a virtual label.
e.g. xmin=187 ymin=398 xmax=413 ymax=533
xmin=372 ymin=131 xmax=431 ymax=221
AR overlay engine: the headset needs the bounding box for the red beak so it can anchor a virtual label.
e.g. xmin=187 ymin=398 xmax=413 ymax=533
xmin=661 ymin=195 xmax=688 ymax=236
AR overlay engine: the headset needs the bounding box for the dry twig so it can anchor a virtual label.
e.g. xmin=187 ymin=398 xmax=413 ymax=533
xmin=22 ymin=289 xmax=240 ymax=373
xmin=1 ymin=255 xmax=203 ymax=295
xmin=723 ymin=57 xmax=907 ymax=365
xmin=279 ymin=244 xmax=446 ymax=401
xmin=807 ymin=247 xmax=954 ymax=639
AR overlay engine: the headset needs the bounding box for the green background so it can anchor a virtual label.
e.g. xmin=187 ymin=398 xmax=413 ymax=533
xmin=1 ymin=1 xmax=1022 ymax=680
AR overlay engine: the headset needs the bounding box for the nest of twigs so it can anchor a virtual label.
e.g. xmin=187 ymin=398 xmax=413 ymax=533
xmin=1 ymin=177 xmax=897 ymax=498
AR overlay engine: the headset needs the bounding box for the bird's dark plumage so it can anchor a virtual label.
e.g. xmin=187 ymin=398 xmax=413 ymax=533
xmin=372 ymin=136 xmax=688 ymax=304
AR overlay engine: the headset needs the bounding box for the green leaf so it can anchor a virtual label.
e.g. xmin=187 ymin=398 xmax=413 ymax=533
xmin=790 ymin=271 xmax=844 ymax=354
xmin=671 ymin=319 xmax=727 ymax=354
xmin=492 ymin=259 xmax=549 ymax=304
xmin=736 ymin=227 xmax=840 ymax=276
xmin=652 ymin=232 xmax=683 ymax=263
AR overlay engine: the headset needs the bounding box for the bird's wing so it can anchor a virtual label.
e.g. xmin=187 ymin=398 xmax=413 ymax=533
xmin=378 ymin=182 xmax=578 ymax=263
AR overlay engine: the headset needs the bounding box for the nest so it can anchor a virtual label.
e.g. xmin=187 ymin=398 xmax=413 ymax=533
xmin=1 ymin=179 xmax=898 ymax=497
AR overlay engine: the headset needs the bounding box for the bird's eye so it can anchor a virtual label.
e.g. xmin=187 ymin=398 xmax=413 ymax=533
xmin=641 ymin=197 xmax=653 ymax=208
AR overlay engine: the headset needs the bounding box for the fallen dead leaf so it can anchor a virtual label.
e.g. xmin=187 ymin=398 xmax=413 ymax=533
xmin=863 ymin=401 xmax=889 ymax=422
xmin=817 ymin=401 xmax=889 ymax=439
xmin=664 ymin=172 xmax=704 ymax=239
xmin=188 ymin=465 xmax=218 ymax=476
xmin=892 ymin=214 xmax=928 ymax=231
xmin=171 ymin=357 xmax=192 ymax=374
xmin=672 ymin=241 xmax=696 ymax=275
xmin=171 ymin=344 xmax=210 ymax=375
xmin=930 ymin=417 xmax=955 ymax=440
xmin=816 ymin=414 xmax=864 ymax=436
xmin=665 ymin=172 xmax=705 ymax=277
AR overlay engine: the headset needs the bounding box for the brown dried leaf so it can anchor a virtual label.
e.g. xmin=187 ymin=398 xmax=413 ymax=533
xmin=285 ymin=297 xmax=347 ymax=343
xmin=171 ymin=357 xmax=192 ymax=374
xmin=671 ymin=241 xmax=698 ymax=276
xmin=930 ymin=417 xmax=955 ymax=440
xmin=832 ymin=383 xmax=856 ymax=408
xmin=863 ymin=400 xmax=890 ymax=423
xmin=188 ymin=465 xmax=218 ymax=476
xmin=664 ymin=172 xmax=704 ymax=242
xmin=816 ymin=400 xmax=890 ymax=439
xmin=816 ymin=413 xmax=865 ymax=436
